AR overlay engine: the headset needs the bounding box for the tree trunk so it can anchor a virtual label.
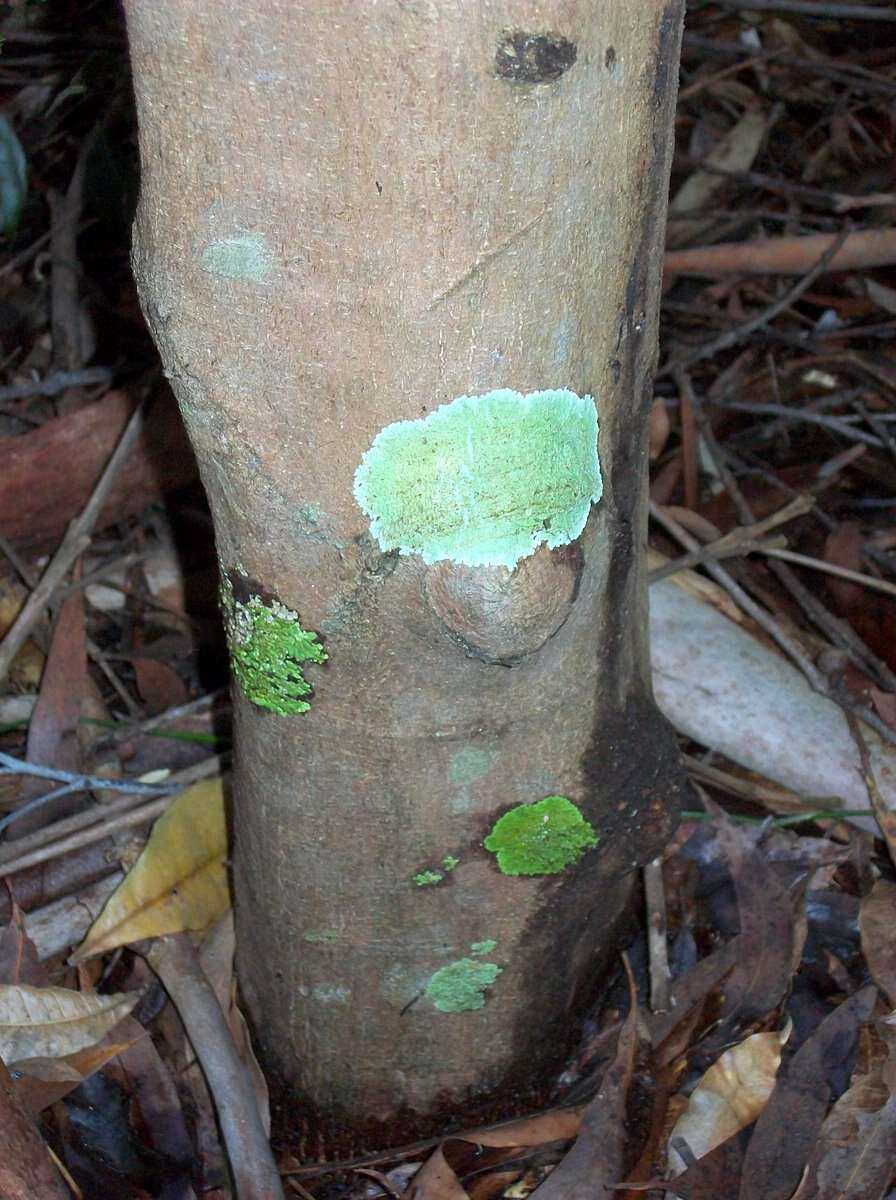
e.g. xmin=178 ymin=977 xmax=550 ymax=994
xmin=124 ymin=0 xmax=687 ymax=1155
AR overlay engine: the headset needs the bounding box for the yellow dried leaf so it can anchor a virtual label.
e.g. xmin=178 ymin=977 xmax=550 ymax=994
xmin=72 ymin=777 xmax=230 ymax=962
xmin=668 ymin=1024 xmax=790 ymax=1173
xmin=0 ymin=572 xmax=45 ymax=689
xmin=0 ymin=984 xmax=137 ymax=1065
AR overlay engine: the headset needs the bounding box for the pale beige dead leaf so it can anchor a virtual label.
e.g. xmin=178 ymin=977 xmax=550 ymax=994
xmin=0 ymin=983 xmax=138 ymax=1065
xmin=668 ymin=106 xmax=769 ymax=244
xmin=649 ymin=398 xmax=671 ymax=461
xmin=71 ymin=776 xmax=230 ymax=963
xmin=668 ymin=1024 xmax=790 ymax=1173
xmin=648 ymin=548 xmax=744 ymax=623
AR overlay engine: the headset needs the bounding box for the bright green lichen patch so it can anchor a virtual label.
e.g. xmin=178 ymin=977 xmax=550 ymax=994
xmin=200 ymin=232 xmax=273 ymax=282
xmin=413 ymin=855 xmax=460 ymax=886
xmin=413 ymin=870 xmax=444 ymax=887
xmin=470 ymin=939 xmax=497 ymax=957
xmin=484 ymin=795 xmax=599 ymax=876
xmin=221 ymin=581 xmax=326 ymax=715
xmin=303 ymin=929 xmax=341 ymax=944
xmin=353 ymin=388 xmax=601 ymax=569
xmin=426 ymin=958 xmax=502 ymax=1013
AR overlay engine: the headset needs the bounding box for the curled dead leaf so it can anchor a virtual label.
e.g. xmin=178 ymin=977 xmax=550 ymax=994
xmin=71 ymin=776 xmax=230 ymax=962
xmin=668 ymin=1024 xmax=790 ymax=1174
xmin=0 ymin=983 xmax=138 ymax=1066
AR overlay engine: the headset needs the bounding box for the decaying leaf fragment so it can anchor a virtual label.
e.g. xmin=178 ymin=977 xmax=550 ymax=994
xmin=407 ymin=1108 xmax=584 ymax=1200
xmin=72 ymin=776 xmax=229 ymax=962
xmin=668 ymin=1025 xmax=790 ymax=1174
xmin=859 ymin=879 xmax=896 ymax=1007
xmin=15 ymin=1038 xmax=139 ymax=1116
xmin=0 ymin=983 xmax=137 ymax=1065
xmin=803 ymin=1028 xmax=896 ymax=1200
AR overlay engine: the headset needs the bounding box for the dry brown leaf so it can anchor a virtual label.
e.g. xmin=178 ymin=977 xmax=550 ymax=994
xmin=527 ymin=993 xmax=643 ymax=1200
xmin=870 ymin=688 xmax=896 ymax=735
xmin=738 ymin=986 xmax=877 ymax=1200
xmin=860 ymin=880 xmax=896 ymax=1008
xmin=814 ymin=1092 xmax=896 ymax=1200
xmin=0 ymin=983 xmax=138 ymax=1066
xmin=0 ymin=898 xmax=46 ymax=987
xmin=14 ymin=1038 xmax=137 ymax=1116
xmin=793 ymin=1025 xmax=896 ymax=1200
xmin=823 ymin=523 xmax=864 ymax=613
xmin=702 ymin=812 xmax=807 ymax=1053
xmin=132 ymin=656 xmax=189 ymax=714
xmin=71 ymin=776 xmax=229 ymax=962
xmin=668 ymin=1026 xmax=789 ymax=1174
xmin=406 ymin=1108 xmax=584 ymax=1200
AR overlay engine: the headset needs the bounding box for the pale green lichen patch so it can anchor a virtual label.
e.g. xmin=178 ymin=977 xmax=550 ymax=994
xmin=353 ymin=388 xmax=601 ymax=569
xmin=200 ymin=232 xmax=273 ymax=282
xmin=413 ymin=870 xmax=444 ymax=887
xmin=449 ymin=747 xmax=496 ymax=787
xmin=484 ymin=795 xmax=599 ymax=876
xmin=303 ymin=929 xmax=341 ymax=944
xmin=470 ymin=939 xmax=497 ymax=957
xmin=220 ymin=579 xmax=326 ymax=715
xmin=442 ymin=855 xmax=460 ymax=872
xmin=311 ymin=984 xmax=350 ymax=1005
xmin=426 ymin=957 xmax=502 ymax=1013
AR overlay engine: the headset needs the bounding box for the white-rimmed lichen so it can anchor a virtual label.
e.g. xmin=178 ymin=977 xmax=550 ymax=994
xmin=220 ymin=578 xmax=326 ymax=715
xmin=353 ymin=388 xmax=601 ymax=569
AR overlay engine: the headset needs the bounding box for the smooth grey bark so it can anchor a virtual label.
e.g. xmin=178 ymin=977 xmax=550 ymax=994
xmin=124 ymin=0 xmax=687 ymax=1154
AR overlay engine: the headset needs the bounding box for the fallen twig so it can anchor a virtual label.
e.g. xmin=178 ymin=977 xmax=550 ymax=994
xmin=661 ymin=230 xmax=850 ymax=376
xmin=0 ymin=750 xmax=178 ymax=835
xmin=0 ymin=755 xmax=223 ymax=879
xmin=664 ymin=227 xmax=896 ymax=279
xmin=0 ymin=366 xmax=113 ymax=403
xmin=0 ymin=395 xmax=149 ymax=683
xmin=758 ymin=547 xmax=896 ymax=601
xmin=644 ymin=858 xmax=670 ymax=1013
xmin=144 ymin=932 xmax=285 ymax=1200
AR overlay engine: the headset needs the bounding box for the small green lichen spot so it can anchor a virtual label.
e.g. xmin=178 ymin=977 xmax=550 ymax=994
xmin=449 ymin=747 xmax=495 ymax=787
xmin=200 ymin=233 xmax=273 ymax=282
xmin=303 ymin=929 xmax=340 ymax=944
xmin=221 ymin=582 xmax=326 ymax=715
xmin=470 ymin=939 xmax=497 ymax=957
xmin=413 ymin=870 xmax=444 ymax=887
xmin=353 ymin=388 xmax=601 ymax=569
xmin=484 ymin=795 xmax=599 ymax=876
xmin=426 ymin=958 xmax=502 ymax=1013
xmin=442 ymin=855 xmax=460 ymax=872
